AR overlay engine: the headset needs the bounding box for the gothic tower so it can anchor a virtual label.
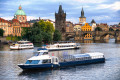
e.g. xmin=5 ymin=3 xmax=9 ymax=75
xmin=55 ymin=5 xmax=66 ymax=33
xmin=79 ymin=7 xmax=86 ymax=24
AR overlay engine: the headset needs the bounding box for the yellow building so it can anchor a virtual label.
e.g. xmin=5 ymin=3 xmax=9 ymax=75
xmin=0 ymin=18 xmax=13 ymax=36
xmin=81 ymin=23 xmax=92 ymax=39
xmin=81 ymin=23 xmax=92 ymax=31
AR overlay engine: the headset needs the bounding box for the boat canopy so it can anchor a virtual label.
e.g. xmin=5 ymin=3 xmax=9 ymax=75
xmin=86 ymin=52 xmax=104 ymax=57
xmin=28 ymin=55 xmax=51 ymax=60
xmin=73 ymin=54 xmax=90 ymax=58
xmin=72 ymin=52 xmax=104 ymax=58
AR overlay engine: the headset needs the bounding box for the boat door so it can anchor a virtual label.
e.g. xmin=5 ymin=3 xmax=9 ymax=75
xmin=52 ymin=57 xmax=59 ymax=64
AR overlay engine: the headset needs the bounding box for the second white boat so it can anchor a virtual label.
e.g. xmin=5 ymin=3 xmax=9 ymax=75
xmin=43 ymin=42 xmax=81 ymax=51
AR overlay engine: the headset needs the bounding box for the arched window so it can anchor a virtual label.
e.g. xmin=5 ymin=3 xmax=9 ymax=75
xmin=23 ymin=17 xmax=25 ymax=20
xmin=19 ymin=17 xmax=21 ymax=20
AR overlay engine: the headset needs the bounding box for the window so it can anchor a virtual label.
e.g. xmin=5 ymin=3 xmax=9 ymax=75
xmin=23 ymin=17 xmax=25 ymax=20
xmin=19 ymin=17 xmax=21 ymax=20
xmin=42 ymin=59 xmax=51 ymax=63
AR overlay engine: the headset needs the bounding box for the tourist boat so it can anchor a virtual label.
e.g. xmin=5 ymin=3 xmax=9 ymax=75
xmin=43 ymin=42 xmax=81 ymax=51
xmin=18 ymin=52 xmax=105 ymax=70
xmin=10 ymin=41 xmax=34 ymax=50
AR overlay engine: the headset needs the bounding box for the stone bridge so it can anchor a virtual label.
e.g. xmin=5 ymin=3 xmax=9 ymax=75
xmin=64 ymin=31 xmax=120 ymax=42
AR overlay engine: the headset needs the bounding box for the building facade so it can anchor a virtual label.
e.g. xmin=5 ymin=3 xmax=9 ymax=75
xmin=55 ymin=5 xmax=66 ymax=33
xmin=81 ymin=23 xmax=92 ymax=39
xmin=0 ymin=18 xmax=13 ymax=36
xmin=81 ymin=23 xmax=92 ymax=31
xmin=91 ymin=19 xmax=97 ymax=31
xmin=79 ymin=7 xmax=86 ymax=24
xmin=66 ymin=21 xmax=74 ymax=32
xmin=97 ymin=23 xmax=109 ymax=31
xmin=74 ymin=24 xmax=82 ymax=31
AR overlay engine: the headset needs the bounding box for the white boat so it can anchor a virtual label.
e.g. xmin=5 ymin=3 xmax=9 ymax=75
xmin=43 ymin=43 xmax=81 ymax=51
xmin=10 ymin=41 xmax=34 ymax=50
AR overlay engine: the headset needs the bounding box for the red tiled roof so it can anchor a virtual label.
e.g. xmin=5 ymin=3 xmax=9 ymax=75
xmin=74 ymin=24 xmax=82 ymax=26
xmin=12 ymin=19 xmax=19 ymax=23
xmin=0 ymin=17 xmax=11 ymax=23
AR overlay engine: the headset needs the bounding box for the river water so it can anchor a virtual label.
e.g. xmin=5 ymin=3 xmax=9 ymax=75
xmin=0 ymin=39 xmax=120 ymax=80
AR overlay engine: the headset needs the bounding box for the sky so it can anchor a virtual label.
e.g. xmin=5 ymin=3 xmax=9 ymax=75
xmin=0 ymin=0 xmax=120 ymax=25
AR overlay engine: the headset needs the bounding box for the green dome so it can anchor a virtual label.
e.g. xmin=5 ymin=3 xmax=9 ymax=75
xmin=14 ymin=5 xmax=26 ymax=16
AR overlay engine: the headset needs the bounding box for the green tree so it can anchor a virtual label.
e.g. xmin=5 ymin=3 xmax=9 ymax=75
xmin=21 ymin=20 xmax=55 ymax=43
xmin=95 ymin=27 xmax=102 ymax=31
xmin=109 ymin=27 xmax=114 ymax=31
xmin=38 ymin=20 xmax=55 ymax=33
xmin=53 ymin=30 xmax=61 ymax=41
xmin=21 ymin=27 xmax=30 ymax=39
xmin=0 ymin=28 xmax=4 ymax=37
xmin=29 ymin=22 xmax=43 ymax=42
xmin=42 ymin=32 xmax=52 ymax=43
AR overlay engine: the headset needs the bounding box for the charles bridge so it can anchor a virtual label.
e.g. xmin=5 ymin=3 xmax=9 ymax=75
xmin=64 ymin=31 xmax=120 ymax=42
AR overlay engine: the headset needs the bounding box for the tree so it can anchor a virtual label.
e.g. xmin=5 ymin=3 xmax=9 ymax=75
xmin=42 ymin=32 xmax=52 ymax=43
xmin=29 ymin=22 xmax=43 ymax=42
xmin=95 ymin=27 xmax=102 ymax=31
xmin=21 ymin=20 xmax=55 ymax=43
xmin=0 ymin=28 xmax=4 ymax=37
xmin=38 ymin=20 xmax=55 ymax=33
xmin=109 ymin=27 xmax=114 ymax=31
xmin=53 ymin=30 xmax=61 ymax=41
xmin=21 ymin=27 xmax=31 ymax=40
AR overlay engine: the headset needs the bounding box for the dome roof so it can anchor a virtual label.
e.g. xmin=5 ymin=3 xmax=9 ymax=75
xmin=14 ymin=5 xmax=26 ymax=16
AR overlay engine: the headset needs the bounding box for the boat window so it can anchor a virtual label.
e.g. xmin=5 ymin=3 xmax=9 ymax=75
xmin=56 ymin=58 xmax=58 ymax=62
xmin=42 ymin=59 xmax=51 ymax=64
xmin=25 ymin=60 xmax=40 ymax=64
xmin=43 ymin=52 xmax=48 ymax=55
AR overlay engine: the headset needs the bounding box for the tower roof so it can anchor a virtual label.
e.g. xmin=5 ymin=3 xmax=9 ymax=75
xmin=79 ymin=7 xmax=86 ymax=18
xmin=91 ymin=19 xmax=96 ymax=23
xmin=14 ymin=5 xmax=26 ymax=16
xmin=58 ymin=5 xmax=64 ymax=14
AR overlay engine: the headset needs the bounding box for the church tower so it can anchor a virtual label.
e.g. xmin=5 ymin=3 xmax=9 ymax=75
xmin=14 ymin=5 xmax=27 ymax=23
xmin=79 ymin=7 xmax=86 ymax=24
xmin=55 ymin=5 xmax=66 ymax=33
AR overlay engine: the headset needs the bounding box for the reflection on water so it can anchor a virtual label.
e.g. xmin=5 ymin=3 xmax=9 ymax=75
xmin=0 ymin=39 xmax=120 ymax=80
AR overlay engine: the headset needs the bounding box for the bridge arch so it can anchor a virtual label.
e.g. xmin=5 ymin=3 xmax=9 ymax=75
xmin=100 ymin=32 xmax=115 ymax=41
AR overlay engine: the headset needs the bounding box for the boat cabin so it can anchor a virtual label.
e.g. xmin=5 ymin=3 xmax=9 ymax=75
xmin=25 ymin=55 xmax=59 ymax=65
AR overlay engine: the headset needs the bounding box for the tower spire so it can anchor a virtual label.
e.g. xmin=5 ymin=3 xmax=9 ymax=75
xmin=58 ymin=5 xmax=64 ymax=14
xmin=80 ymin=7 xmax=85 ymax=18
xmin=19 ymin=5 xmax=22 ymax=10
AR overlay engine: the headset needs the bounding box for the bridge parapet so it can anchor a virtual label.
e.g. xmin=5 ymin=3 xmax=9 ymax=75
xmin=65 ymin=31 xmax=120 ymax=42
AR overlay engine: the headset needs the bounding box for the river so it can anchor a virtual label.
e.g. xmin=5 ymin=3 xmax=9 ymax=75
xmin=0 ymin=39 xmax=120 ymax=80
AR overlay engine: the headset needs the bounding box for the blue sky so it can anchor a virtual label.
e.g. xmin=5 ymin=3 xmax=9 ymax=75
xmin=0 ymin=0 xmax=120 ymax=25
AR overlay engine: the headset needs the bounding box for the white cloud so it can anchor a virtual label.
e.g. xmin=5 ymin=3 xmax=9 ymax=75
xmin=96 ymin=1 xmax=120 ymax=11
xmin=74 ymin=0 xmax=106 ymax=3
xmin=1 ymin=16 xmax=13 ymax=20
xmin=107 ymin=22 xmax=119 ymax=25
xmin=67 ymin=17 xmax=79 ymax=23
xmin=88 ymin=15 xmax=111 ymax=21
xmin=27 ymin=16 xmax=39 ymax=21
xmin=0 ymin=14 xmax=3 ymax=16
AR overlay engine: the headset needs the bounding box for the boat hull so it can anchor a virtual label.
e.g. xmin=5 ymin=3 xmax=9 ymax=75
xmin=18 ymin=58 xmax=105 ymax=70
xmin=10 ymin=46 xmax=34 ymax=50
